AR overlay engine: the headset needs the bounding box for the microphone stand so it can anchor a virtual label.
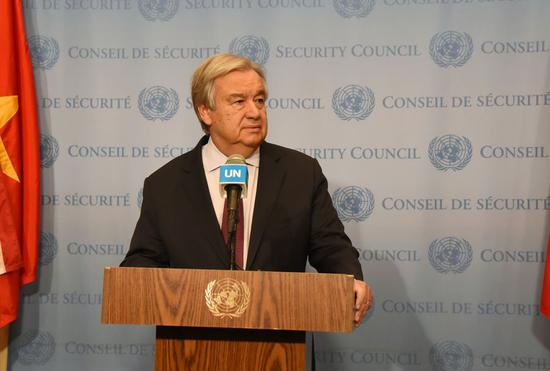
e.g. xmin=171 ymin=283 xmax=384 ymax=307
xmin=224 ymin=185 xmax=242 ymax=270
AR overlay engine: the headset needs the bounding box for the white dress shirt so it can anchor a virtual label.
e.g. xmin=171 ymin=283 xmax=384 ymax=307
xmin=201 ymin=137 xmax=260 ymax=269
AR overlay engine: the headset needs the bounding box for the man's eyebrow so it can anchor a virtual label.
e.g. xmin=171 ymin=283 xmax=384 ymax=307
xmin=227 ymin=93 xmax=245 ymax=99
xmin=227 ymin=90 xmax=266 ymax=99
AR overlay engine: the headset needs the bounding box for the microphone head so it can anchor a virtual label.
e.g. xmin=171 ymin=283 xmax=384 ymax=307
xmin=219 ymin=154 xmax=248 ymax=198
xmin=226 ymin=154 xmax=246 ymax=165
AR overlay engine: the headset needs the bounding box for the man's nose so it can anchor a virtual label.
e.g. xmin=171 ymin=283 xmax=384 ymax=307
xmin=245 ymin=99 xmax=261 ymax=118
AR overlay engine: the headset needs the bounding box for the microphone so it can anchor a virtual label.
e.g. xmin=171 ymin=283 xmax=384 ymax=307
xmin=219 ymin=154 xmax=248 ymax=198
xmin=219 ymin=154 xmax=248 ymax=270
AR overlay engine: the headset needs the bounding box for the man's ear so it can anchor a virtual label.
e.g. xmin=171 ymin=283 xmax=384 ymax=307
xmin=198 ymin=105 xmax=213 ymax=126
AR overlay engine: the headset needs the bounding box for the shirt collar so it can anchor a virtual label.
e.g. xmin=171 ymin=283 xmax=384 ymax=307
xmin=203 ymin=136 xmax=260 ymax=172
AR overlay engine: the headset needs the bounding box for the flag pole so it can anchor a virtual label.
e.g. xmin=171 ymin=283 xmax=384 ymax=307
xmin=0 ymin=325 xmax=8 ymax=371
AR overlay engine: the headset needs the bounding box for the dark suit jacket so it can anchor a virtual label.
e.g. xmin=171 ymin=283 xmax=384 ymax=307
xmin=121 ymin=136 xmax=363 ymax=280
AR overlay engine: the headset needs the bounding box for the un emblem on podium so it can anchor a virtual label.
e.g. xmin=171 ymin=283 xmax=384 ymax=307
xmin=430 ymin=341 xmax=473 ymax=371
xmin=332 ymin=186 xmax=375 ymax=222
xmin=428 ymin=237 xmax=473 ymax=274
xmin=138 ymin=0 xmax=179 ymax=21
xmin=332 ymin=85 xmax=375 ymax=121
xmin=428 ymin=135 xmax=472 ymax=172
xmin=333 ymin=0 xmax=375 ymax=18
xmin=430 ymin=31 xmax=473 ymax=68
xmin=28 ymin=35 xmax=59 ymax=70
xmin=138 ymin=86 xmax=180 ymax=121
xmin=229 ymin=35 xmax=270 ymax=65
xmin=40 ymin=134 xmax=59 ymax=169
xmin=11 ymin=330 xmax=56 ymax=366
xmin=205 ymin=278 xmax=251 ymax=318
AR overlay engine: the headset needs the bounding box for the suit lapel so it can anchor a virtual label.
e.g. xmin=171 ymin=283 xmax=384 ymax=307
xmin=180 ymin=136 xmax=229 ymax=266
xmin=247 ymin=142 xmax=286 ymax=269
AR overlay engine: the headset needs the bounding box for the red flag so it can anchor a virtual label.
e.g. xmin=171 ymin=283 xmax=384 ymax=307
xmin=541 ymin=235 xmax=550 ymax=318
xmin=0 ymin=0 xmax=41 ymax=328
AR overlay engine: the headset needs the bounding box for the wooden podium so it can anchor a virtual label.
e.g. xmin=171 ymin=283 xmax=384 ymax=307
xmin=101 ymin=267 xmax=354 ymax=371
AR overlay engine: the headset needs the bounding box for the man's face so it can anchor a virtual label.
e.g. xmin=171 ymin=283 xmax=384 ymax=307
xmin=199 ymin=69 xmax=268 ymax=157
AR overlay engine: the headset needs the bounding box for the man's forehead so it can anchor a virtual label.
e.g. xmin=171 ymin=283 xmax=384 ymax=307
xmin=214 ymin=70 xmax=266 ymax=93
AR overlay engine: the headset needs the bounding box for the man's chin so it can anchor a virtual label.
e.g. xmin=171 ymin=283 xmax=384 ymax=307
xmin=242 ymin=127 xmax=264 ymax=134
xmin=241 ymin=133 xmax=266 ymax=148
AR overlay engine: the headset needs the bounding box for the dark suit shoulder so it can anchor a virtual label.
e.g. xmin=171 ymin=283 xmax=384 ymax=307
xmin=147 ymin=151 xmax=192 ymax=182
xmin=147 ymin=136 xmax=207 ymax=185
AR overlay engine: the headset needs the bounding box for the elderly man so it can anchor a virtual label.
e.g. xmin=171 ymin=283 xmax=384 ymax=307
xmin=121 ymin=53 xmax=372 ymax=326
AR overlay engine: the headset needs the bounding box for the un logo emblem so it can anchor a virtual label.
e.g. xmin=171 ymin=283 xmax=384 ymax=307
xmin=332 ymin=186 xmax=375 ymax=222
xmin=137 ymin=187 xmax=143 ymax=208
xmin=138 ymin=86 xmax=180 ymax=121
xmin=430 ymin=31 xmax=473 ymax=68
xmin=205 ymin=278 xmax=251 ymax=318
xmin=138 ymin=0 xmax=179 ymax=21
xmin=229 ymin=35 xmax=270 ymax=65
xmin=428 ymin=237 xmax=473 ymax=274
xmin=430 ymin=341 xmax=473 ymax=371
xmin=27 ymin=35 xmax=60 ymax=70
xmin=332 ymin=85 xmax=375 ymax=121
xmin=40 ymin=134 xmax=59 ymax=168
xmin=428 ymin=135 xmax=472 ymax=171
xmin=12 ymin=330 xmax=56 ymax=365
xmin=333 ymin=0 xmax=375 ymax=18
xmin=39 ymin=232 xmax=58 ymax=266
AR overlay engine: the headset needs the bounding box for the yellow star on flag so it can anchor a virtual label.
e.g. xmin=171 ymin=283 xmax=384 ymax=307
xmin=0 ymin=95 xmax=20 ymax=183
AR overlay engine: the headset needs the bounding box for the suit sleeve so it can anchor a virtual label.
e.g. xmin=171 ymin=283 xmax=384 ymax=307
xmin=120 ymin=177 xmax=170 ymax=267
xmin=307 ymin=159 xmax=364 ymax=280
